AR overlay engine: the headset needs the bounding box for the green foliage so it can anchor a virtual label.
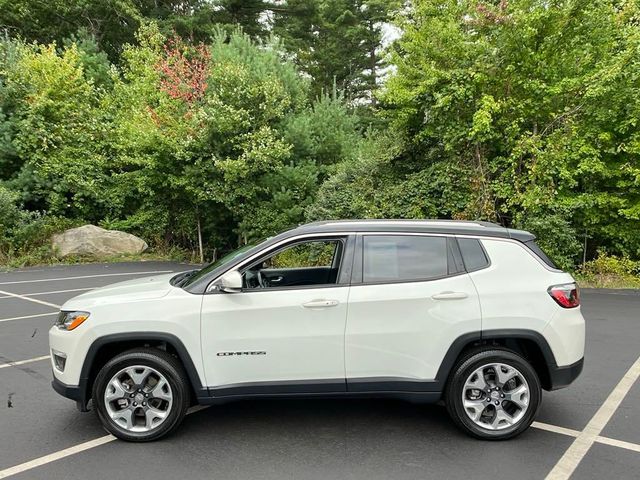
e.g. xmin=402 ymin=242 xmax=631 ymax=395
xmin=308 ymin=132 xmax=472 ymax=221
xmin=0 ymin=28 xmax=363 ymax=264
xmin=1 ymin=1 xmax=640 ymax=280
xmin=282 ymin=93 xmax=361 ymax=166
xmin=63 ymin=29 xmax=114 ymax=89
xmin=380 ymin=0 xmax=640 ymax=264
xmin=0 ymin=184 xmax=80 ymax=266
xmin=577 ymin=252 xmax=640 ymax=289
xmin=270 ymin=240 xmax=337 ymax=268
xmin=273 ymin=0 xmax=400 ymax=102
xmin=515 ymin=214 xmax=582 ymax=271
xmin=583 ymin=252 xmax=640 ymax=277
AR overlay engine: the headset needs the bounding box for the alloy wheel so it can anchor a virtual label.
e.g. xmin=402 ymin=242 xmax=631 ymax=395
xmin=103 ymin=365 xmax=173 ymax=433
xmin=461 ymin=362 xmax=530 ymax=430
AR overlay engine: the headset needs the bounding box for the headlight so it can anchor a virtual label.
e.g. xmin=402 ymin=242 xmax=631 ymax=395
xmin=56 ymin=311 xmax=90 ymax=331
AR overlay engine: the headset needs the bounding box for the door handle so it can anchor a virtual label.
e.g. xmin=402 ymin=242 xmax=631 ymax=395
xmin=302 ymin=299 xmax=339 ymax=308
xmin=431 ymin=291 xmax=468 ymax=300
xmin=269 ymin=276 xmax=284 ymax=283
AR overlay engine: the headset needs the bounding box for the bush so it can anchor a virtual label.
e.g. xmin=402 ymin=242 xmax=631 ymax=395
xmin=581 ymin=252 xmax=640 ymax=276
xmin=577 ymin=252 xmax=640 ymax=289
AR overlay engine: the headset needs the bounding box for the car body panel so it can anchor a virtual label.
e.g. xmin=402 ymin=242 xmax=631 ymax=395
xmin=200 ymin=286 xmax=350 ymax=388
xmin=345 ymin=273 xmax=481 ymax=382
xmin=50 ymin=285 xmax=205 ymax=388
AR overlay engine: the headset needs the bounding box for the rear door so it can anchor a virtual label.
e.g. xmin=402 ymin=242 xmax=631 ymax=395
xmin=345 ymin=234 xmax=481 ymax=391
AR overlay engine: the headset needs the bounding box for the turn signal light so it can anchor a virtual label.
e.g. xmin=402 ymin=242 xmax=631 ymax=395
xmin=548 ymin=283 xmax=580 ymax=308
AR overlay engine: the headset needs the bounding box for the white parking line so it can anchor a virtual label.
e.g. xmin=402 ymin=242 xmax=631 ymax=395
xmin=0 ymin=270 xmax=173 ymax=285
xmin=0 ymin=435 xmax=116 ymax=479
xmin=532 ymin=421 xmax=580 ymax=437
xmin=532 ymin=421 xmax=640 ymax=455
xmin=596 ymin=435 xmax=640 ymax=454
xmin=0 ymin=287 xmax=95 ymax=299
xmin=546 ymin=355 xmax=640 ymax=479
xmin=0 ymin=312 xmax=57 ymax=323
xmin=0 ymin=405 xmax=209 ymax=479
xmin=0 ymin=289 xmax=60 ymax=308
xmin=0 ymin=355 xmax=50 ymax=369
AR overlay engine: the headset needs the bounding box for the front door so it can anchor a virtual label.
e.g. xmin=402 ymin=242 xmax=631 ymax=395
xmin=200 ymin=236 xmax=352 ymax=396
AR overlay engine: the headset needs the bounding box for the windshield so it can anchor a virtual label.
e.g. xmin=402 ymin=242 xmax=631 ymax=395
xmin=181 ymin=242 xmax=260 ymax=287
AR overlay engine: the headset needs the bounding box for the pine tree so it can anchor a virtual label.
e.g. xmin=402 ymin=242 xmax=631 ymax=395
xmin=273 ymin=0 xmax=398 ymax=103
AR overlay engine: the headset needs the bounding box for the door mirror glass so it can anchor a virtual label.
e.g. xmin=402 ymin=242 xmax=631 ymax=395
xmin=215 ymin=270 xmax=243 ymax=293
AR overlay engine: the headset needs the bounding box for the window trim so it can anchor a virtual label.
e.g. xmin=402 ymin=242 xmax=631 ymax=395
xmin=206 ymin=233 xmax=354 ymax=293
xmin=354 ymin=233 xmax=466 ymax=286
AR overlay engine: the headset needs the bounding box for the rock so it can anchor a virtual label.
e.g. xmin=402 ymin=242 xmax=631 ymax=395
xmin=52 ymin=225 xmax=148 ymax=258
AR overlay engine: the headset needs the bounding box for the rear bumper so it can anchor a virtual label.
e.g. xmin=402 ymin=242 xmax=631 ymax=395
xmin=547 ymin=357 xmax=584 ymax=391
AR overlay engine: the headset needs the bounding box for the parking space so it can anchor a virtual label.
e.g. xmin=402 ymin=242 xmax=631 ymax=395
xmin=0 ymin=263 xmax=639 ymax=479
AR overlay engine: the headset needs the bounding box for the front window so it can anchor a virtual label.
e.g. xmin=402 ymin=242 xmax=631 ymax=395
xmin=242 ymin=239 xmax=344 ymax=289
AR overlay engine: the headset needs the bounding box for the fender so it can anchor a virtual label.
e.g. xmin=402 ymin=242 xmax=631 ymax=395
xmin=77 ymin=332 xmax=208 ymax=410
xmin=433 ymin=328 xmax=561 ymax=390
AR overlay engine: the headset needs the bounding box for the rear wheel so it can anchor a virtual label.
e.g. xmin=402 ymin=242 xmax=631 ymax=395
xmin=445 ymin=348 xmax=541 ymax=440
xmin=92 ymin=348 xmax=190 ymax=442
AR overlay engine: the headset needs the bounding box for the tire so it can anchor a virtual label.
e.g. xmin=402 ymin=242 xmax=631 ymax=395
xmin=445 ymin=348 xmax=541 ymax=440
xmin=92 ymin=348 xmax=191 ymax=442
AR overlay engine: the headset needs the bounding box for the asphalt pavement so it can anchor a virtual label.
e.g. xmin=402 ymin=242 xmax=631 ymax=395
xmin=0 ymin=262 xmax=638 ymax=479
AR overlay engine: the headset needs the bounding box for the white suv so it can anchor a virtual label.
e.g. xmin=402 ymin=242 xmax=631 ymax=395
xmin=49 ymin=220 xmax=585 ymax=441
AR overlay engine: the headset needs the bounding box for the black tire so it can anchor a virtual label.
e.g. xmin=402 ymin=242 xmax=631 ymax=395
xmin=445 ymin=348 xmax=541 ymax=440
xmin=92 ymin=348 xmax=191 ymax=442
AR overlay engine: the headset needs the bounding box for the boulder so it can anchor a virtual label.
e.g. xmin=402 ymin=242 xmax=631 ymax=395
xmin=52 ymin=225 xmax=148 ymax=258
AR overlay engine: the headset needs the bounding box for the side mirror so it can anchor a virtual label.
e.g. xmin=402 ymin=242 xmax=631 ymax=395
xmin=212 ymin=270 xmax=243 ymax=293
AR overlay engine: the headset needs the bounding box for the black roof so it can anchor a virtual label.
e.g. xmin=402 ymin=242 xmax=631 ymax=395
xmin=290 ymin=219 xmax=535 ymax=242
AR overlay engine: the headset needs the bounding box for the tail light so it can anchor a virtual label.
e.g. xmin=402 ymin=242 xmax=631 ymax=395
xmin=548 ymin=283 xmax=580 ymax=308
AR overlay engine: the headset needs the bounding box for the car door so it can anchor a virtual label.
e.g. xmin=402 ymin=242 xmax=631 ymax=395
xmin=345 ymin=233 xmax=481 ymax=391
xmin=200 ymin=235 xmax=354 ymax=396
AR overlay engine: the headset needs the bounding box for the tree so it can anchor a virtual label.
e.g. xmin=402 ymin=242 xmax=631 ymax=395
xmin=0 ymin=38 xmax=108 ymax=218
xmin=273 ymin=0 xmax=399 ymax=103
xmin=379 ymin=0 xmax=640 ymax=262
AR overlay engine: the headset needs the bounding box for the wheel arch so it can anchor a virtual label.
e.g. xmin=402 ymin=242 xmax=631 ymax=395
xmin=436 ymin=329 xmax=557 ymax=391
xmin=79 ymin=332 xmax=206 ymax=411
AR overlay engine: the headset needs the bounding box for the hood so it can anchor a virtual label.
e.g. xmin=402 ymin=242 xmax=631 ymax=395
xmin=61 ymin=272 xmax=179 ymax=310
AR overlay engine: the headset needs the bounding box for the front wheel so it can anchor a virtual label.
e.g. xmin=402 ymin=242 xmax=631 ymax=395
xmin=445 ymin=348 xmax=541 ymax=440
xmin=92 ymin=348 xmax=191 ymax=442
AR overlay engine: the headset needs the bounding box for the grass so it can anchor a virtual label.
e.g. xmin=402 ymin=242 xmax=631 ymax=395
xmin=0 ymin=247 xmax=199 ymax=271
xmin=573 ymin=273 xmax=640 ymax=290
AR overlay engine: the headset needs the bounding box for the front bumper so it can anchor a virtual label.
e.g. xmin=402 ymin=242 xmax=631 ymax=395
xmin=547 ymin=357 xmax=584 ymax=391
xmin=51 ymin=376 xmax=90 ymax=412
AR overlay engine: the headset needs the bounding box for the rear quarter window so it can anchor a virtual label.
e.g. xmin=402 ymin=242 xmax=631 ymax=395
xmin=457 ymin=238 xmax=490 ymax=272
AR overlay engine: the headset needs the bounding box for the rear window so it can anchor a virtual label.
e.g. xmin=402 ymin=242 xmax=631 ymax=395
xmin=363 ymin=235 xmax=448 ymax=282
xmin=458 ymin=238 xmax=489 ymax=271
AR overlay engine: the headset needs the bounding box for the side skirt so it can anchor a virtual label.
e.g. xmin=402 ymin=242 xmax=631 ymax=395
xmin=202 ymin=379 xmax=442 ymax=405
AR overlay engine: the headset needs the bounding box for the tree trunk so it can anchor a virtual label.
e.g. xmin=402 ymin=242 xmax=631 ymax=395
xmin=369 ymin=21 xmax=377 ymax=106
xmin=196 ymin=211 xmax=204 ymax=264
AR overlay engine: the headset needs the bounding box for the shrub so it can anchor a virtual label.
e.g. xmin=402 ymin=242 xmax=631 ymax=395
xmin=577 ymin=252 xmax=640 ymax=289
